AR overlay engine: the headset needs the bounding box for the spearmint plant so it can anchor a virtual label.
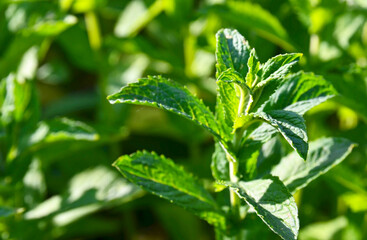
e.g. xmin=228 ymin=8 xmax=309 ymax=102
xmin=107 ymin=29 xmax=355 ymax=240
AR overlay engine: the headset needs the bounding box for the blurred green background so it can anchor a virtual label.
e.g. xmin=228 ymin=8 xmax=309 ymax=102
xmin=0 ymin=0 xmax=366 ymax=239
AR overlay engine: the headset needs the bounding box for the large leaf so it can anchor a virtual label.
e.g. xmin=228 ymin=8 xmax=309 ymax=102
xmin=255 ymin=110 xmax=308 ymax=160
xmin=107 ymin=76 xmax=221 ymax=138
xmin=114 ymin=0 xmax=163 ymax=38
xmin=113 ymin=151 xmax=227 ymax=230
xmin=19 ymin=117 xmax=99 ymax=152
xmin=299 ymin=217 xmax=348 ymax=240
xmin=25 ymin=166 xmax=143 ymax=226
xmin=258 ymin=72 xmax=337 ymax=115
xmin=207 ymin=2 xmax=292 ymax=50
xmin=227 ymin=176 xmax=299 ymax=240
xmin=252 ymin=54 xmax=302 ymax=112
xmin=271 ymin=138 xmax=355 ymax=193
xmin=244 ymin=72 xmax=336 ymax=159
xmin=215 ymin=29 xmax=251 ymax=79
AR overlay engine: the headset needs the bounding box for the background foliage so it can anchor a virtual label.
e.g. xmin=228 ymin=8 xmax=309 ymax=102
xmin=0 ymin=0 xmax=366 ymax=239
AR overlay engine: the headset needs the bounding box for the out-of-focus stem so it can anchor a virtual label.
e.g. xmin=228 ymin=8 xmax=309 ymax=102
xmin=85 ymin=11 xmax=101 ymax=50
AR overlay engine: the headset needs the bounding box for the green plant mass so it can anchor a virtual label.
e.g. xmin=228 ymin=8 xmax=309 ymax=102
xmin=1 ymin=1 xmax=367 ymax=239
xmin=108 ymin=29 xmax=355 ymax=240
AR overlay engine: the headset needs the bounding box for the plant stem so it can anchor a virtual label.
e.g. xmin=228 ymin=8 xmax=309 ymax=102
xmin=228 ymin=129 xmax=246 ymax=240
xmin=229 ymin=157 xmax=240 ymax=216
xmin=85 ymin=11 xmax=101 ymax=50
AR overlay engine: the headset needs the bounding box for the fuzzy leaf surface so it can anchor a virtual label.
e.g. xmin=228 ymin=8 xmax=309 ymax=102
xmin=107 ymin=76 xmax=220 ymax=138
xmin=227 ymin=176 xmax=299 ymax=240
xmin=114 ymin=151 xmax=227 ymax=229
xmin=271 ymin=138 xmax=355 ymax=193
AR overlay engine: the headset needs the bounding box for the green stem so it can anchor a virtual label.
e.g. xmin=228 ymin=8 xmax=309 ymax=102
xmin=85 ymin=11 xmax=101 ymax=50
xmin=309 ymin=33 xmax=319 ymax=60
xmin=129 ymin=0 xmax=165 ymax=37
xmin=228 ymin=129 xmax=246 ymax=240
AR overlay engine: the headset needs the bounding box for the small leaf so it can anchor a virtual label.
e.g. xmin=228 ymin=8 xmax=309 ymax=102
xmin=114 ymin=151 xmax=227 ymax=230
xmin=233 ymin=114 xmax=254 ymax=131
xmin=227 ymin=176 xmax=299 ymax=240
xmin=215 ymin=29 xmax=251 ymax=79
xmin=1 ymin=74 xmax=33 ymax=125
xmin=245 ymin=49 xmax=260 ymax=88
xmin=255 ymin=110 xmax=308 ymax=160
xmin=211 ymin=142 xmax=229 ymax=181
xmin=271 ymin=137 xmax=356 ymax=193
xmin=259 ymin=53 xmax=302 ymax=82
xmin=24 ymin=15 xmax=77 ymax=36
xmin=215 ymin=69 xmax=252 ymax=139
xmin=107 ymin=76 xmax=221 ymax=139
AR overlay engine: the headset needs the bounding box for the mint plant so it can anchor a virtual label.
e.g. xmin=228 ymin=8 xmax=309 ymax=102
xmin=107 ymin=29 xmax=355 ymax=240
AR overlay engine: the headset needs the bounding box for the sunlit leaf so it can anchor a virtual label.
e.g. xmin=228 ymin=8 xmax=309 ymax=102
xmin=227 ymin=176 xmax=299 ymax=240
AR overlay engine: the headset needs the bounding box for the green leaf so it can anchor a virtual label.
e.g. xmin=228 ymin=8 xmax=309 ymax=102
xmin=1 ymin=74 xmax=32 ymax=125
xmin=23 ymin=15 xmax=77 ymax=36
xmin=259 ymin=72 xmax=337 ymax=115
xmin=12 ymin=117 xmax=99 ymax=161
xmin=114 ymin=0 xmax=163 ymax=38
xmin=215 ymin=29 xmax=251 ymax=79
xmin=114 ymin=151 xmax=227 ymax=230
xmin=107 ymin=76 xmax=221 ymax=139
xmin=252 ymin=54 xmax=302 ymax=111
xmin=23 ymin=117 xmax=99 ymax=146
xmin=207 ymin=2 xmax=293 ymax=50
xmin=257 ymin=137 xmax=283 ymax=177
xmin=237 ymin=142 xmax=259 ymax=180
xmin=25 ymin=166 xmax=142 ymax=226
xmin=288 ymin=0 xmax=312 ymax=26
xmin=244 ymin=72 xmax=336 ymax=158
xmin=255 ymin=110 xmax=308 ymax=160
xmin=211 ymin=142 xmax=229 ymax=181
xmin=212 ymin=139 xmax=259 ymax=181
xmin=260 ymin=53 xmax=302 ymax=82
xmin=245 ymin=49 xmax=260 ymax=88
xmin=271 ymin=138 xmax=356 ymax=193
xmin=299 ymin=216 xmax=348 ymax=240
xmin=215 ymin=69 xmax=252 ymax=139
xmin=227 ymin=176 xmax=299 ymax=240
